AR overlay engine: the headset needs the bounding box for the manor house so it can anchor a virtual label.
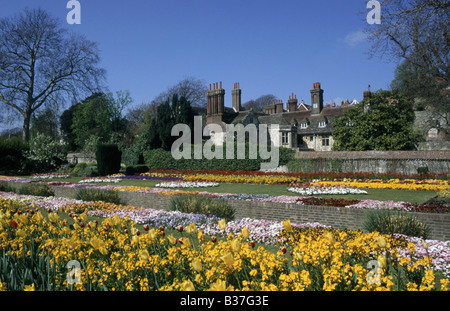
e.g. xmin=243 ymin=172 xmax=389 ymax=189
xmin=205 ymin=81 xmax=369 ymax=151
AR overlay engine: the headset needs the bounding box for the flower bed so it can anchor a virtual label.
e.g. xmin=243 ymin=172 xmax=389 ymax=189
xmin=155 ymin=181 xmax=220 ymax=188
xmin=31 ymin=173 xmax=70 ymax=179
xmin=287 ymin=184 xmax=368 ymax=195
xmin=79 ymin=176 xmax=123 ymax=183
xmin=1 ymin=196 xmax=448 ymax=291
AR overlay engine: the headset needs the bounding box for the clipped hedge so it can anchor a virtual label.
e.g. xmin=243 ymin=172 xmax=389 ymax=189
xmin=143 ymin=144 xmax=295 ymax=171
xmin=0 ymin=137 xmax=29 ymax=174
xmin=125 ymin=165 xmax=149 ymax=176
xmin=96 ymin=144 xmax=122 ymax=176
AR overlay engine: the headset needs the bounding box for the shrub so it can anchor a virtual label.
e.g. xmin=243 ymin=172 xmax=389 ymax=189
xmin=72 ymin=162 xmax=98 ymax=177
xmin=0 ymin=181 xmax=15 ymax=193
xmin=169 ymin=195 xmax=235 ymax=220
xmin=96 ymin=144 xmax=122 ymax=176
xmin=363 ymin=209 xmax=431 ymax=239
xmin=75 ymin=188 xmax=123 ymax=205
xmin=24 ymin=134 xmax=67 ymax=173
xmin=125 ymin=165 xmax=149 ymax=176
xmin=17 ymin=184 xmax=54 ymax=197
xmin=0 ymin=137 xmax=29 ymax=174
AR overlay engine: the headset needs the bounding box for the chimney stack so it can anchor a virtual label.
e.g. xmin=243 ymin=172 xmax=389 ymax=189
xmin=232 ymin=82 xmax=242 ymax=112
xmin=310 ymin=82 xmax=324 ymax=115
xmin=288 ymin=92 xmax=298 ymax=112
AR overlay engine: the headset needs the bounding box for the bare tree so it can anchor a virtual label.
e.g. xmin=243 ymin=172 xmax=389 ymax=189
xmin=151 ymin=77 xmax=207 ymax=107
xmin=364 ymin=0 xmax=449 ymax=110
xmin=243 ymin=94 xmax=277 ymax=112
xmin=0 ymin=8 xmax=105 ymax=142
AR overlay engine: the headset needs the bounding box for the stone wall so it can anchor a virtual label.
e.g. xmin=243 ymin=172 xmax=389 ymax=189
xmin=7 ymin=182 xmax=449 ymax=241
xmin=293 ymin=151 xmax=450 ymax=174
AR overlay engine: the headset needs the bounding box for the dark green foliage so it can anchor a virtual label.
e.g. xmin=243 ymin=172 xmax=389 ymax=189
xmin=363 ymin=209 xmax=431 ymax=239
xmin=125 ymin=165 xmax=149 ymax=175
xmin=96 ymin=144 xmax=122 ymax=176
xmin=75 ymin=188 xmax=123 ymax=204
xmin=332 ymin=90 xmax=416 ymax=151
xmin=0 ymin=248 xmax=60 ymax=291
xmin=0 ymin=181 xmax=15 ymax=193
xmin=169 ymin=195 xmax=235 ymax=220
xmin=143 ymin=143 xmax=293 ymax=171
xmin=17 ymin=183 xmax=55 ymax=197
xmin=71 ymin=162 xmax=98 ymax=177
xmin=0 ymin=137 xmax=29 ymax=174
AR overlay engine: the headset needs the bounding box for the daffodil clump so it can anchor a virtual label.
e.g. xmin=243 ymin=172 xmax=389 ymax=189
xmin=0 ymin=198 xmax=449 ymax=291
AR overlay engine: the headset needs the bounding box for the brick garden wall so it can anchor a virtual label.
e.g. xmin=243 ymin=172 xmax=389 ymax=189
xmin=8 ymin=182 xmax=449 ymax=241
xmin=293 ymin=151 xmax=450 ymax=175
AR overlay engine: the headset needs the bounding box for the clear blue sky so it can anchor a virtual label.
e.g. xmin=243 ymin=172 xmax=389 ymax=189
xmin=1 ymin=0 xmax=399 ymax=120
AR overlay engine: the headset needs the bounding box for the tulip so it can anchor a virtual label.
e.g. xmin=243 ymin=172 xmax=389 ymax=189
xmin=377 ymin=254 xmax=387 ymax=269
xmin=139 ymin=249 xmax=150 ymax=262
xmin=218 ymin=219 xmax=226 ymax=230
xmin=10 ymin=220 xmax=18 ymax=229
xmin=241 ymin=227 xmax=249 ymax=239
xmin=221 ymin=252 xmax=234 ymax=267
xmin=422 ymin=240 xmax=429 ymax=251
xmin=249 ymin=241 xmax=256 ymax=248
xmin=282 ymin=219 xmax=293 ymax=233
xmin=143 ymin=224 xmax=150 ymax=231
xmin=167 ymin=235 xmax=177 ymax=245
xmin=280 ymin=246 xmax=287 ymax=254
xmin=211 ymin=236 xmax=217 ymax=243
xmin=180 ymin=280 xmax=195 ymax=291
xmin=177 ymin=225 xmax=183 ymax=233
xmin=209 ymin=279 xmax=227 ymax=291
xmin=191 ymin=258 xmax=203 ymax=272
xmin=230 ymin=238 xmax=241 ymax=253
xmin=377 ymin=236 xmax=387 ymax=249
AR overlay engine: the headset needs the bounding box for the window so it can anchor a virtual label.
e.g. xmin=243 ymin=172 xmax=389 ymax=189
xmin=322 ymin=135 xmax=330 ymax=146
xmin=318 ymin=121 xmax=326 ymax=128
xmin=300 ymin=122 xmax=308 ymax=129
xmin=282 ymin=132 xmax=289 ymax=145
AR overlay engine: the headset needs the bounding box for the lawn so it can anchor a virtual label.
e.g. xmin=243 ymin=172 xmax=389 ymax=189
xmin=40 ymin=176 xmax=437 ymax=204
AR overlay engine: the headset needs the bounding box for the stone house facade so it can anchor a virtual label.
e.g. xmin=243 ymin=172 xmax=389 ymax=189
xmin=205 ymin=81 xmax=364 ymax=151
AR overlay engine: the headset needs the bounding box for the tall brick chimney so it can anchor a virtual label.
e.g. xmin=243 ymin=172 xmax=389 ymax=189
xmin=275 ymin=100 xmax=284 ymax=114
xmin=310 ymin=82 xmax=324 ymax=115
xmin=288 ymin=93 xmax=298 ymax=112
xmin=206 ymin=81 xmax=225 ymax=124
xmin=232 ymin=82 xmax=242 ymax=112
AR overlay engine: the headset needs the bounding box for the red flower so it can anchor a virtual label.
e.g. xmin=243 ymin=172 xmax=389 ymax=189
xmin=10 ymin=220 xmax=18 ymax=229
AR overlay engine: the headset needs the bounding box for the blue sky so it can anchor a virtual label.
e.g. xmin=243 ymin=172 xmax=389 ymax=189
xmin=1 ymin=0 xmax=399 ymax=122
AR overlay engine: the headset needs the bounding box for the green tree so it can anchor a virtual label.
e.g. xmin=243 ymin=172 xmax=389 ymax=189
xmin=71 ymin=91 xmax=131 ymax=149
xmin=30 ymin=107 xmax=59 ymax=140
xmin=332 ymin=90 xmax=416 ymax=151
xmin=60 ymin=103 xmax=82 ymax=151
